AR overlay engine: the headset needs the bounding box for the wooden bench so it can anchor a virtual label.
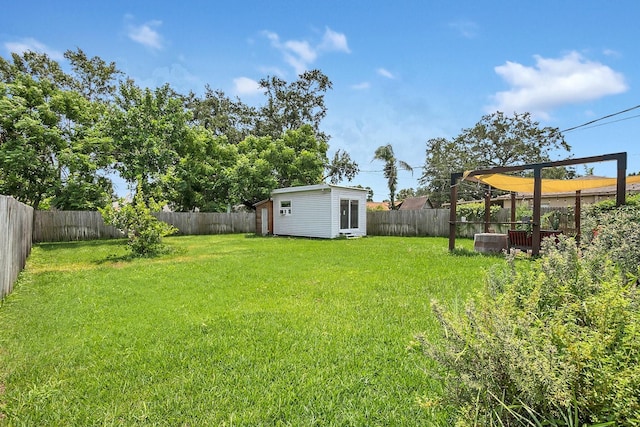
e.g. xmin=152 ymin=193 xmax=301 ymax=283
xmin=508 ymin=230 xmax=562 ymax=251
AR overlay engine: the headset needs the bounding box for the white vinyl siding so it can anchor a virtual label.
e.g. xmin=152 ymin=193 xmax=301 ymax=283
xmin=273 ymin=189 xmax=332 ymax=238
xmin=272 ymin=184 xmax=367 ymax=239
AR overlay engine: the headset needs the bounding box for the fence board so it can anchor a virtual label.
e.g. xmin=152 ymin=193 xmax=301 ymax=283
xmin=29 ymin=206 xmax=576 ymax=244
xmin=33 ymin=211 xmax=123 ymax=243
xmin=154 ymin=212 xmax=255 ymax=235
xmin=32 ymin=211 xmax=256 ymax=242
xmin=367 ymin=209 xmax=450 ymax=237
xmin=1 ymin=196 xmax=33 ymax=299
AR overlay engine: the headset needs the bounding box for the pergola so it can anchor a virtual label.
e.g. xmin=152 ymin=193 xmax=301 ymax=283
xmin=448 ymin=152 xmax=635 ymax=255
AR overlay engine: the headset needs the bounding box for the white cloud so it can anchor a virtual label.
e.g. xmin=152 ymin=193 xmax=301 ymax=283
xmin=449 ymin=20 xmax=479 ymax=39
xmin=377 ymin=68 xmax=395 ymax=79
xmin=284 ymin=40 xmax=317 ymax=63
xmin=263 ymin=27 xmax=350 ymax=75
xmin=487 ymin=51 xmax=628 ymax=119
xmin=351 ymin=82 xmax=370 ymax=90
xmin=319 ymin=27 xmax=350 ymax=53
xmin=233 ymin=77 xmax=262 ymax=96
xmin=126 ymin=18 xmax=164 ymax=50
xmin=3 ymin=37 xmax=64 ymax=60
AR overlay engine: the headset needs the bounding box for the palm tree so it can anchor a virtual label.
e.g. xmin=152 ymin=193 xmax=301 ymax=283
xmin=373 ymin=144 xmax=413 ymax=210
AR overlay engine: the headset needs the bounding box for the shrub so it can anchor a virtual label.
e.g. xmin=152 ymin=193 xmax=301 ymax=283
xmin=418 ymin=235 xmax=640 ymax=425
xmin=100 ymin=189 xmax=177 ymax=257
xmin=542 ymin=210 xmax=562 ymax=230
xmin=581 ymin=193 xmax=640 ymax=280
xmin=457 ymin=202 xmax=501 ymax=222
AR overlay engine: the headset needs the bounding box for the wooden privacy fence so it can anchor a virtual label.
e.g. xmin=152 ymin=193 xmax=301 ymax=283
xmin=1 ymin=196 xmax=33 ymax=299
xmin=366 ymin=207 xmax=574 ymax=238
xmin=33 ymin=211 xmax=256 ymax=242
xmin=367 ymin=209 xmax=451 ymax=237
xmin=33 ymin=210 xmax=123 ymax=242
xmin=155 ymin=212 xmax=255 ymax=235
xmin=24 ymin=207 xmax=578 ymax=242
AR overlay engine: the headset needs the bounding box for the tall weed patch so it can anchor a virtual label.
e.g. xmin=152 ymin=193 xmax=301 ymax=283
xmin=581 ymin=193 xmax=640 ymax=281
xmin=420 ymin=233 xmax=640 ymax=426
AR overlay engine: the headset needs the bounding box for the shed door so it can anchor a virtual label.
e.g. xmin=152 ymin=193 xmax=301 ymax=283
xmin=340 ymin=200 xmax=349 ymax=229
xmin=340 ymin=199 xmax=359 ymax=230
xmin=261 ymin=208 xmax=269 ymax=235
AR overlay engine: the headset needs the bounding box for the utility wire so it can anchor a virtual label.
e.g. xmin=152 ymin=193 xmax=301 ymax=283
xmin=565 ymin=113 xmax=640 ymax=132
xmin=561 ymin=104 xmax=640 ymax=133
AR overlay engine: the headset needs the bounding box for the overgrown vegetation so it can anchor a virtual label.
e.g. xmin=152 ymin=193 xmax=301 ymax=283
xmin=419 ymin=198 xmax=640 ymax=426
xmin=581 ymin=193 xmax=640 ymax=279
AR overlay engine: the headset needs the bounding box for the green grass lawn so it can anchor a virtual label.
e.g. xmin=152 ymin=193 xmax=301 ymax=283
xmin=0 ymin=235 xmax=504 ymax=426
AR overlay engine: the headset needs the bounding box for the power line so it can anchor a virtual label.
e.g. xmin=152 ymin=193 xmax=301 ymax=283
xmin=565 ymin=113 xmax=640 ymax=132
xmin=359 ymin=165 xmax=425 ymax=173
xmin=561 ymin=104 xmax=640 ymax=133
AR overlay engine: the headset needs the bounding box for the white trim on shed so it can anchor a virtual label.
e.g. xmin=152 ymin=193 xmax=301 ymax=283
xmin=271 ymin=184 xmax=367 ymax=238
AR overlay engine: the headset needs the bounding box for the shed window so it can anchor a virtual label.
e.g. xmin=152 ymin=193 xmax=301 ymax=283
xmin=279 ymin=200 xmax=292 ymax=215
xmin=340 ymin=199 xmax=359 ymax=229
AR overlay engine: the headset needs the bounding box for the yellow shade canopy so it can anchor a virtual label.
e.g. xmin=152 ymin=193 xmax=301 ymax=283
xmin=462 ymin=173 xmax=640 ymax=194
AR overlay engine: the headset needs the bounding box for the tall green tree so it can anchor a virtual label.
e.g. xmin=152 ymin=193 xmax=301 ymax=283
xmin=161 ymin=127 xmax=238 ymax=212
xmin=53 ymin=48 xmax=121 ymax=209
xmin=185 ymin=69 xmax=358 ymax=192
xmin=185 ymin=86 xmax=256 ymax=145
xmin=0 ymin=74 xmax=65 ymax=209
xmin=420 ymin=111 xmax=570 ymax=206
xmin=373 ymin=144 xmax=413 ymax=210
xmin=255 ymin=69 xmax=332 ymax=144
xmin=0 ymin=49 xmax=119 ymax=210
xmin=106 ymin=80 xmax=192 ymax=197
xmin=231 ymin=125 xmax=329 ymax=206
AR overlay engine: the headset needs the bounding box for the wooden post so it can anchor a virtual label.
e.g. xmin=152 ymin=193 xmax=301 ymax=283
xmin=575 ymin=190 xmax=581 ymax=245
xmin=510 ymin=192 xmax=516 ymax=229
xmin=532 ymin=167 xmax=542 ymax=256
xmin=616 ymin=152 xmax=627 ymax=206
xmin=449 ymin=173 xmax=461 ymax=251
xmin=484 ymin=186 xmax=491 ymax=233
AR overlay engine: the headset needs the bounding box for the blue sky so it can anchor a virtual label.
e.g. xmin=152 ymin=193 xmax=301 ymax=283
xmin=3 ymin=0 xmax=640 ymax=201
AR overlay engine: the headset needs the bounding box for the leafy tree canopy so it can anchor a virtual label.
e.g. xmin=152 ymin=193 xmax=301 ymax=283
xmin=255 ymin=69 xmax=332 ymax=144
xmin=105 ymin=80 xmax=193 ymax=197
xmin=420 ymin=111 xmax=571 ymax=206
xmin=1 ymin=48 xmax=359 ymax=211
xmin=231 ymin=125 xmax=328 ymax=206
xmin=0 ymin=49 xmax=120 ymax=209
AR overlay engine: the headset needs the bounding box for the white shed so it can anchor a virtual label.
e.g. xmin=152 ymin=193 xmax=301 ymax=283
xmin=271 ymin=184 xmax=368 ymax=239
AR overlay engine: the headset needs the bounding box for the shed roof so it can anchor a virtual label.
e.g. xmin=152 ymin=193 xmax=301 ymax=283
xmin=271 ymin=183 xmax=368 ymax=195
xmin=253 ymin=199 xmax=271 ymax=208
